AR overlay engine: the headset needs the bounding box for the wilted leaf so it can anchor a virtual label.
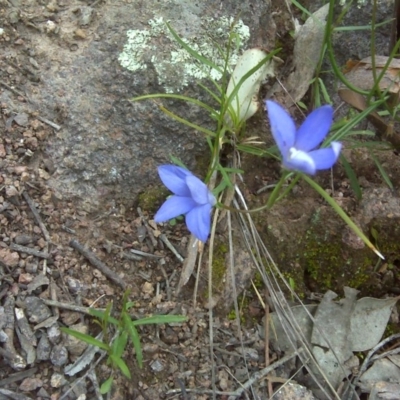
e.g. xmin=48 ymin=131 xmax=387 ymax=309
xmin=267 ymin=4 xmax=329 ymax=106
xmin=350 ymin=296 xmax=399 ymax=351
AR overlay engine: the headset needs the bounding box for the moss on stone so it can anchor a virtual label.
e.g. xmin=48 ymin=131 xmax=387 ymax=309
xmin=137 ymin=186 xmax=169 ymax=213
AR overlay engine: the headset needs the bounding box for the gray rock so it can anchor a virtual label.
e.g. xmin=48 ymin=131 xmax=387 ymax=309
xmin=332 ymin=0 xmax=393 ymax=63
xmin=50 ymin=344 xmax=69 ymax=366
xmin=47 ymin=324 xmax=62 ymax=345
xmin=23 ymin=296 xmax=52 ymax=324
xmin=150 ymin=359 xmax=164 ymax=372
xmin=37 ymin=334 xmax=52 ymax=361
xmin=63 ymin=322 xmax=88 ymax=357
xmin=23 ymin=0 xmax=275 ymax=209
xmin=50 ymin=372 xmax=67 ymax=388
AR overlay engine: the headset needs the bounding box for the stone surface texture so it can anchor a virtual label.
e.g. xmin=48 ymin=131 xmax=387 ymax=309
xmin=22 ymin=0 xmax=274 ymax=209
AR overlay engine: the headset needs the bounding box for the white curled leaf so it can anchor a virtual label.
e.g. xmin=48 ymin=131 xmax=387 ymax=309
xmin=226 ymin=48 xmax=277 ymax=126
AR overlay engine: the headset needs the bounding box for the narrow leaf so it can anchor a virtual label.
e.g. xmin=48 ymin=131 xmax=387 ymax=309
xmin=100 ymin=376 xmax=113 ymax=394
xmin=122 ymin=313 xmax=143 ymax=368
xmin=369 ymin=151 xmax=394 ymax=190
xmin=112 ymin=331 xmax=129 ymax=359
xmin=130 ymin=314 xmax=187 ymax=326
xmin=109 ymin=354 xmax=131 ymax=379
xmin=88 ymin=309 xmax=119 ymax=326
xmin=340 ymin=154 xmax=362 ymax=201
xmin=60 ymin=328 xmax=110 ymax=351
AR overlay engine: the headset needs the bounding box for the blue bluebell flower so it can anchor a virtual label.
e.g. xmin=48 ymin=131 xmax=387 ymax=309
xmin=154 ymin=165 xmax=216 ymax=242
xmin=266 ymin=100 xmax=342 ymax=175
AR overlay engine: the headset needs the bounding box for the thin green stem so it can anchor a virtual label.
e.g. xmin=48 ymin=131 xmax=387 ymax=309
xmin=302 ymin=174 xmax=384 ymax=259
xmin=267 ymin=171 xmax=292 ymax=208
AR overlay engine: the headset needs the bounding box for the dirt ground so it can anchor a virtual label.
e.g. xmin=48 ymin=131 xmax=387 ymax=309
xmin=1 ymin=0 xmax=400 ymax=400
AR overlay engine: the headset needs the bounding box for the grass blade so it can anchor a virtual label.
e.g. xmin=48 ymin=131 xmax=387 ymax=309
xmin=369 ymin=151 xmax=394 ymax=190
xmin=61 ymin=328 xmax=110 ymax=351
xmin=340 ymin=154 xmax=362 ymax=201
xmin=100 ymin=376 xmax=113 ymax=394
xmin=88 ymin=309 xmax=119 ymax=326
xmin=130 ymin=315 xmax=187 ymax=326
xmin=109 ymin=354 xmax=131 ymax=379
xmin=159 ymin=106 xmax=216 ymax=138
xmin=166 ymin=22 xmax=223 ymax=75
xmin=122 ymin=313 xmax=143 ymax=368
xmin=131 ymin=93 xmax=217 ymax=115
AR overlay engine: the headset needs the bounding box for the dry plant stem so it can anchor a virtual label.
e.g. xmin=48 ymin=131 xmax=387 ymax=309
xmin=137 ymin=207 xmax=158 ymax=247
xmin=69 ymin=239 xmax=127 ymax=289
xmin=122 ymin=251 xmax=143 ymax=261
xmin=167 ymin=349 xmax=303 ymax=398
xmin=49 ymin=280 xmax=60 ymax=318
xmin=208 ymin=207 xmax=220 ymax=400
xmin=41 ymin=299 xmax=105 ymax=315
xmin=158 ymin=263 xmax=172 ymax=301
xmin=37 ymin=115 xmax=61 ymax=131
xmin=193 ymin=249 xmax=203 ymax=308
xmin=0 ymin=388 xmax=33 ymax=400
xmin=59 ymin=349 xmax=108 ymax=400
xmin=230 ymin=348 xmax=304 ymax=398
xmin=159 ymin=233 xmax=184 ymax=262
xmin=22 ymin=190 xmax=51 ymax=242
xmin=0 ymin=367 xmax=37 ymax=387
xmin=264 ymin=291 xmax=274 ymax=398
xmin=87 ymin=369 xmax=102 ymax=400
xmin=129 ymin=248 xmax=162 ymax=258
xmin=9 ymin=243 xmax=49 ymax=259
xmin=233 ymin=185 xmax=342 ymax=399
xmin=227 ymin=211 xmax=254 ymax=397
xmin=348 ymin=333 xmax=400 ymax=400
xmin=0 ymin=81 xmax=26 ymax=99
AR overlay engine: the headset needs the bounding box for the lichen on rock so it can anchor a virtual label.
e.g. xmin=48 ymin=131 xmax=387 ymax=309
xmin=119 ymin=16 xmax=250 ymax=93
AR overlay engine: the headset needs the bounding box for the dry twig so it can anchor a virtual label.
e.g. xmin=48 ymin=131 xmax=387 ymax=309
xmin=69 ymin=239 xmax=127 ymax=289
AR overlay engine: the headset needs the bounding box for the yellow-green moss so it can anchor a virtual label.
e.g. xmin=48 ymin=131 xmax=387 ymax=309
xmin=210 ymin=241 xmax=228 ymax=291
xmin=137 ymin=186 xmax=169 ymax=212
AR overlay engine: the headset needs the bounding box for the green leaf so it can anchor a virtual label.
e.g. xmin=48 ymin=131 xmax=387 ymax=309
xmin=88 ymin=309 xmax=119 ymax=326
xmin=131 ymin=93 xmax=216 ymax=115
xmin=340 ymin=154 xmax=362 ymax=201
xmin=318 ymin=78 xmax=332 ymax=105
xmin=109 ymin=354 xmax=131 ymax=379
xmin=370 ymin=226 xmax=379 ymax=242
xmin=60 ymin=328 xmax=110 ymax=351
xmin=166 ymin=22 xmax=222 ymax=74
xmin=369 ymin=151 xmax=394 ymax=190
xmin=217 ymin=164 xmax=234 ymax=188
xmin=169 ymin=156 xmax=187 ymax=169
xmin=125 ymin=301 xmax=136 ymax=310
xmin=122 ymin=313 xmax=143 ymax=368
xmin=159 ymin=106 xmax=216 ymax=138
xmin=112 ymin=331 xmax=129 ymax=359
xmin=236 ymin=143 xmax=267 ymax=156
xmin=100 ymin=376 xmax=114 ymax=394
xmin=130 ymin=315 xmax=187 ymax=326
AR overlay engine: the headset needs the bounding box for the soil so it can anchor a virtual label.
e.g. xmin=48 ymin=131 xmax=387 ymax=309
xmin=1 ymin=1 xmax=400 ymax=400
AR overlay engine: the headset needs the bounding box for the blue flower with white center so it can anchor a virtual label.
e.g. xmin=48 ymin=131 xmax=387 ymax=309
xmin=266 ymin=100 xmax=342 ymax=175
xmin=154 ymin=165 xmax=216 ymax=242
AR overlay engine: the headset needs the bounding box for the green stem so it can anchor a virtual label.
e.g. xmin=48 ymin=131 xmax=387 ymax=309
xmin=266 ymin=171 xmax=292 ymax=208
xmin=302 ymin=174 xmax=384 ymax=259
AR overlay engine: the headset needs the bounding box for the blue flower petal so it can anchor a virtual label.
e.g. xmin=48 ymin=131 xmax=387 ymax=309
xmin=154 ymin=195 xmax=196 ymax=222
xmin=295 ymin=105 xmax=333 ymax=152
xmin=266 ymin=101 xmax=296 ymax=155
xmin=158 ymin=165 xmax=192 ymax=196
xmin=284 ymin=148 xmax=316 ymax=175
xmin=185 ymin=175 xmax=210 ymax=205
xmin=185 ymin=203 xmax=212 ymax=242
xmin=308 ymin=142 xmax=342 ymax=170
